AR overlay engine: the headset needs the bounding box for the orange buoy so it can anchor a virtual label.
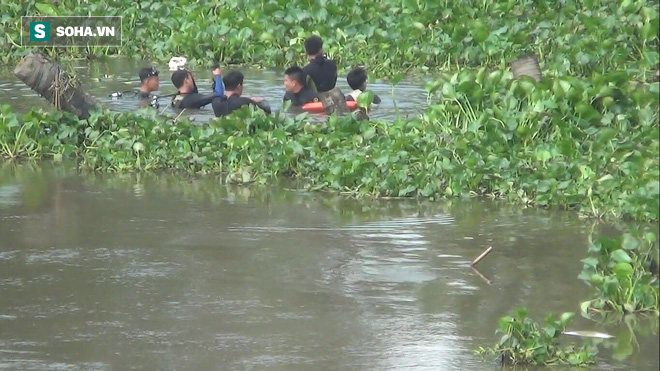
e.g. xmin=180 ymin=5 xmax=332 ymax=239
xmin=302 ymin=100 xmax=357 ymax=113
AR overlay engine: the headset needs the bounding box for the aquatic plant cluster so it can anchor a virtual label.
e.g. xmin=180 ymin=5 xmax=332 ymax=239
xmin=579 ymin=231 xmax=659 ymax=315
xmin=1 ymin=0 xmax=658 ymax=79
xmin=480 ymin=229 xmax=659 ymax=366
xmin=1 ymin=65 xmax=658 ymax=221
xmin=476 ymin=308 xmax=598 ymax=366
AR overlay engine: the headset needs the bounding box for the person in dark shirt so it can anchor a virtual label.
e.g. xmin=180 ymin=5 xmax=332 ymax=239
xmin=137 ymin=66 xmax=159 ymax=100
xmin=301 ymin=35 xmax=348 ymax=115
xmin=302 ymin=35 xmax=338 ymax=93
xmin=283 ymin=66 xmax=320 ymax=107
xmin=212 ymin=71 xmax=271 ymax=117
xmin=170 ymin=67 xmax=224 ymax=109
xmin=345 ymin=67 xmax=381 ymax=105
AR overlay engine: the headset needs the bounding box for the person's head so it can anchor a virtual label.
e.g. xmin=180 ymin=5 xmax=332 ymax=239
xmin=304 ymin=35 xmax=323 ymax=58
xmin=171 ymin=69 xmax=196 ymax=92
xmin=284 ymin=66 xmax=305 ymax=93
xmin=139 ymin=66 xmax=159 ymax=91
xmin=223 ymin=71 xmax=244 ymax=96
xmin=347 ymin=67 xmax=368 ymax=91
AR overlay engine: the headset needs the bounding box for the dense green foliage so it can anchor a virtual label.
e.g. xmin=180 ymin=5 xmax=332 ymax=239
xmin=1 ymin=0 xmax=658 ymax=78
xmin=476 ymin=307 xmax=597 ymax=366
xmin=579 ymin=231 xmax=659 ymax=315
xmin=425 ymin=69 xmax=659 ymax=221
xmin=2 ymin=63 xmax=658 ymax=221
xmin=0 ymin=87 xmax=651 ymax=219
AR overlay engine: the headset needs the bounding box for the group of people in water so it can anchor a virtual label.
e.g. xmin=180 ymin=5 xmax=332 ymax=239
xmin=135 ymin=35 xmax=380 ymax=117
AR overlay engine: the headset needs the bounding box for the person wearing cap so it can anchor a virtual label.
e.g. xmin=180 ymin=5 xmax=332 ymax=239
xmin=301 ymin=35 xmax=348 ymax=115
xmin=137 ymin=66 xmax=160 ymax=100
xmin=170 ymin=67 xmax=223 ymax=109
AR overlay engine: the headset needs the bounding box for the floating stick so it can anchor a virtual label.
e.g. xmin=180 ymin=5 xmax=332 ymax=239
xmin=471 ymin=246 xmax=493 ymax=267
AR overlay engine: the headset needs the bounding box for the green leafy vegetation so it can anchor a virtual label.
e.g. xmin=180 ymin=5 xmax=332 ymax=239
xmin=1 ymin=0 xmax=658 ymax=79
xmin=1 ymin=62 xmax=658 ymax=222
xmin=476 ymin=307 xmax=598 ymax=366
xmin=579 ymin=231 xmax=659 ymax=315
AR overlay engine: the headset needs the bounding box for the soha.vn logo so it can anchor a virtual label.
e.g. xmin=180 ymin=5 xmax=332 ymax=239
xmin=30 ymin=22 xmax=50 ymax=41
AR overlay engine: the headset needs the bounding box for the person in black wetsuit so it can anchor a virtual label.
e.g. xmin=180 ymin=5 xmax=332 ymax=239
xmin=170 ymin=68 xmax=224 ymax=109
xmin=283 ymin=66 xmax=320 ymax=107
xmin=301 ymin=35 xmax=348 ymax=115
xmin=137 ymin=66 xmax=159 ymax=101
xmin=302 ymin=35 xmax=337 ymax=93
xmin=345 ymin=67 xmax=381 ymax=105
xmin=212 ymin=71 xmax=271 ymax=117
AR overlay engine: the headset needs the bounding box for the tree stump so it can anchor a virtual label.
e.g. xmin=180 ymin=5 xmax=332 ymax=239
xmin=511 ymin=55 xmax=542 ymax=82
xmin=13 ymin=52 xmax=99 ymax=120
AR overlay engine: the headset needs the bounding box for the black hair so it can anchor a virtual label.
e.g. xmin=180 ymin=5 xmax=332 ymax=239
xmin=139 ymin=67 xmax=158 ymax=83
xmin=223 ymin=71 xmax=244 ymax=91
xmin=285 ymin=66 xmax=305 ymax=86
xmin=304 ymin=35 xmax=323 ymax=55
xmin=347 ymin=67 xmax=367 ymax=90
xmin=171 ymin=69 xmax=189 ymax=89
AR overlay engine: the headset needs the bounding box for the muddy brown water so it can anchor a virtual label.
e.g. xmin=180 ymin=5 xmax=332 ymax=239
xmin=0 ymin=163 xmax=658 ymax=370
xmin=0 ymin=58 xmax=430 ymax=123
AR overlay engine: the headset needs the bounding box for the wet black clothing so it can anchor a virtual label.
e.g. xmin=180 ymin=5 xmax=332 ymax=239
xmin=137 ymin=90 xmax=150 ymax=100
xmin=302 ymin=54 xmax=338 ymax=93
xmin=211 ymin=95 xmax=271 ymax=117
xmin=283 ymin=87 xmax=320 ymax=106
xmin=171 ymin=93 xmax=215 ymax=109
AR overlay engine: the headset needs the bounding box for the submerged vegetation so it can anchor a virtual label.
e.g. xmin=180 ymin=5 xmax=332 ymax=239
xmin=476 ymin=307 xmax=597 ymax=366
xmin=579 ymin=231 xmax=659 ymax=315
xmin=1 ymin=0 xmax=658 ymax=78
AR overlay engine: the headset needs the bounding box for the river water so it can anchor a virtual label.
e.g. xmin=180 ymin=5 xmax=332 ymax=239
xmin=0 ymin=163 xmax=658 ymax=370
xmin=0 ymin=58 xmax=430 ymax=123
xmin=1 ymin=58 xmax=659 ymax=369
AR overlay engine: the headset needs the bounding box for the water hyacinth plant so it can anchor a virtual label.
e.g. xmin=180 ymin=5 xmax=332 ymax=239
xmin=0 ymin=0 xmax=657 ymax=79
xmin=579 ymin=231 xmax=659 ymax=315
xmin=476 ymin=307 xmax=598 ymax=366
xmin=1 ymin=65 xmax=657 ymax=223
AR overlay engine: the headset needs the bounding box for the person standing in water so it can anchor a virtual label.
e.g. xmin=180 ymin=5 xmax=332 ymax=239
xmin=212 ymin=71 xmax=271 ymax=117
xmin=302 ymin=35 xmax=349 ymax=115
xmin=137 ymin=66 xmax=160 ymax=101
xmin=170 ymin=67 xmax=224 ymax=109
xmin=283 ymin=66 xmax=320 ymax=107
xmin=345 ymin=67 xmax=381 ymax=105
